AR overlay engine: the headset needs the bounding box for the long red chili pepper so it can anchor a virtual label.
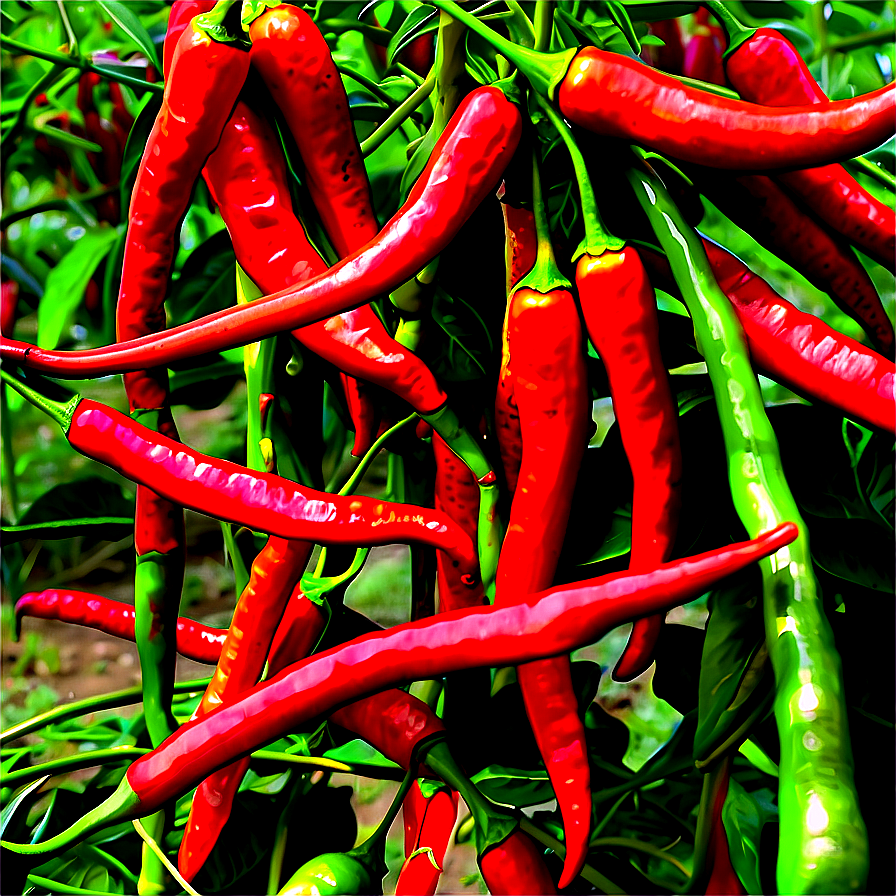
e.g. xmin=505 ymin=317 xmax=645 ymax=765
xmin=2 ymin=380 xmax=479 ymax=576
xmin=14 ymin=590 xmax=225 ymax=665
xmin=479 ymin=829 xmax=557 ymax=895
xmin=576 ymin=246 xmax=683 ymax=683
xmin=494 ymin=158 xmax=590 ymax=888
xmin=428 ymin=1 xmax=896 ymax=171
xmin=709 ymin=10 xmax=896 ymax=273
xmin=3 ymin=524 xmax=798 ymax=855
xmin=396 ymin=783 xmax=458 ymax=896
xmin=693 ymin=168 xmax=895 ymax=356
xmin=0 ymin=86 xmax=522 ymax=376
xmin=638 ymin=241 xmax=896 ymax=434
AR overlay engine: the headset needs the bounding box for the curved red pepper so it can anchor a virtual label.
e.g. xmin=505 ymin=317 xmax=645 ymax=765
xmin=3 ymin=523 xmax=798 ymax=853
xmin=14 ymin=589 xmax=225 ymax=664
xmin=396 ymin=783 xmax=458 ymax=896
xmin=577 ymin=247 xmax=682 ymax=683
xmin=724 ymin=27 xmax=895 ymax=273
xmin=479 ymin=829 xmax=557 ymax=895
xmin=682 ymin=8 xmax=726 ymax=87
xmin=1 ymin=87 xmax=523 ymax=376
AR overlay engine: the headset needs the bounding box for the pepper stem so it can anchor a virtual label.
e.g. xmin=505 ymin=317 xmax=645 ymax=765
xmin=0 ymin=369 xmax=80 ymax=434
xmin=512 ymin=151 xmax=571 ymax=296
xmin=533 ymin=92 xmax=624 ymax=260
xmin=1 ymin=775 xmax=141 ymax=856
xmin=427 ymin=0 xmax=576 ymax=99
xmin=420 ymin=739 xmax=518 ymax=857
xmin=534 ymin=0 xmax=553 ymax=53
xmin=703 ymin=1 xmax=755 ymax=58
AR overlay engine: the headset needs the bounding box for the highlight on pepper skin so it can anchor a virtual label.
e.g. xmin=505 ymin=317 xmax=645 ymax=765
xmin=0 ymin=2 xmax=892 ymax=895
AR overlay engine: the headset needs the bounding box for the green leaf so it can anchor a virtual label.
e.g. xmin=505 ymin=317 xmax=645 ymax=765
xmin=1 ymin=517 xmax=133 ymax=543
xmin=119 ymin=93 xmax=161 ymax=216
xmin=1 ymin=776 xmax=48 ymax=838
xmin=323 ymin=739 xmax=401 ymax=771
xmin=97 ymin=0 xmax=162 ymax=72
xmin=721 ymin=780 xmax=778 ymax=896
xmin=807 ymin=515 xmax=895 ymax=592
xmin=387 ymin=5 xmax=437 ymax=66
xmin=471 ymin=765 xmax=555 ymax=808
xmin=37 ymin=227 xmax=118 ymax=349
xmin=578 ymin=506 xmax=632 ymax=567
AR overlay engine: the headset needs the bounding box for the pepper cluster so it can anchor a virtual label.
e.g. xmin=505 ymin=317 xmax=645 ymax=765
xmin=1 ymin=2 xmax=893 ymax=895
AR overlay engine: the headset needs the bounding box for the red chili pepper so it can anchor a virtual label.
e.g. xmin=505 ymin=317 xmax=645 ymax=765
xmin=162 ymin=1 xmax=215 ymax=79
xmin=266 ymin=580 xmax=329 ymax=674
xmin=693 ymin=169 xmax=895 ymax=356
xmin=577 ymin=247 xmax=683 ymax=683
xmin=701 ymin=758 xmax=745 ymax=896
xmin=396 ymin=783 xmax=458 ymax=896
xmin=494 ymin=159 xmax=590 ymax=888
xmin=1 ymin=279 xmax=18 ymax=336
xmin=682 ymin=8 xmax=726 ymax=86
xmin=200 ymin=99 xmax=448 ymax=418
xmin=716 ymin=20 xmax=895 ymax=272
xmin=2 ymin=523 xmax=798 ymax=854
xmin=108 ymin=81 xmax=135 ymax=151
xmin=479 ymin=829 xmax=557 ymax=895
xmin=1 ymin=87 xmax=523 ymax=377
xmin=433 ymin=432 xmax=486 ymax=612
xmin=639 ymin=241 xmax=895 ymax=434
xmin=6 ymin=384 xmax=479 ymax=576
xmin=643 ymin=18 xmax=685 ymax=74
xmin=14 ymin=589 xmax=226 ymax=664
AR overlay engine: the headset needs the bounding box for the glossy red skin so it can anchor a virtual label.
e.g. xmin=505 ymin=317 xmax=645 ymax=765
xmin=201 ymin=100 xmax=447 ymax=416
xmin=1 ymin=87 xmax=523 ymax=376
xmin=682 ymin=8 xmax=726 ymax=86
xmin=14 ymin=590 xmax=225 ymax=664
xmin=495 ymin=204 xmax=538 ymax=494
xmin=641 ymin=243 xmax=895 ymax=434
xmin=703 ymin=763 xmax=745 ymax=896
xmin=577 ymin=249 xmax=682 ymax=683
xmin=162 ymin=1 xmax=215 ymax=78
xmin=479 ymin=830 xmax=557 ymax=895
xmin=558 ymin=48 xmax=895 ymax=170
xmin=65 ymin=399 xmax=478 ymax=574
xmin=726 ymin=173 xmax=894 ymax=355
xmin=724 ymin=28 xmax=895 ymax=273
xmin=267 ymin=582 xmax=329 ymax=674
xmin=121 ymin=524 xmax=797 ymax=808
xmin=249 ymin=5 xmax=379 ymax=260
xmin=495 ymin=285 xmax=590 ymax=887
xmin=433 ymin=433 xmax=486 ymax=612
xmin=397 ymin=784 xmax=458 ymax=896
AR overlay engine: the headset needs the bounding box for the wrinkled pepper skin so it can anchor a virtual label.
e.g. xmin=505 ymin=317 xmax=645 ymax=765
xmin=577 ymin=248 xmax=682 ymax=683
xmin=396 ymin=784 xmax=458 ymax=896
xmin=2 ymin=524 xmax=797 ymax=853
xmin=248 ymin=4 xmax=379 ymax=260
xmin=201 ymin=99 xmax=447 ymax=417
xmin=1 ymin=87 xmax=523 ymax=377
xmin=695 ymin=169 xmax=895 ymax=356
xmin=639 ymin=242 xmax=896 ymax=434
xmin=724 ymin=27 xmax=896 ymax=272
xmin=14 ymin=589 xmax=226 ymax=664
xmin=478 ymin=830 xmax=557 ymax=896
xmin=558 ymin=48 xmax=895 ymax=170
xmin=56 ymin=398 xmax=478 ymax=575
xmin=495 ymin=281 xmax=590 ymax=888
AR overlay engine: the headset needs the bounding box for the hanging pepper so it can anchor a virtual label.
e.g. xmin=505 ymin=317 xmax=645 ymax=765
xmin=692 ymin=167 xmax=895 ymax=356
xmin=643 ymin=18 xmax=685 ymax=74
xmin=1 ymin=523 xmax=797 ymax=856
xmin=1 ymin=376 xmax=479 ymax=576
xmin=706 ymin=0 xmax=895 ymax=273
xmin=14 ymin=589 xmax=226 ymax=664
xmin=630 ymin=158 xmax=868 ymax=895
xmin=493 ymin=153 xmax=590 ymax=888
xmin=1 ymin=86 xmax=523 ymax=376
xmin=428 ymin=0 xmax=895 ymax=172
xmin=681 ymin=8 xmax=726 ymax=87
xmin=638 ymin=240 xmax=895 ymax=434
xmin=479 ymin=829 xmax=558 ymax=895
xmin=396 ymin=783 xmax=458 ymax=896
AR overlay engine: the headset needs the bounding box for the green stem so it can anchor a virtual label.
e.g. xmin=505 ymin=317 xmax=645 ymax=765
xmin=336 ymin=63 xmax=401 ymax=107
xmin=534 ymin=0 xmax=553 ymax=53
xmin=591 ymin=837 xmax=691 ymax=877
xmin=1 ymin=678 xmax=210 ymax=744
xmin=513 ymin=151 xmax=571 ymax=295
xmin=1 ymin=383 xmax=18 ymax=520
xmin=56 ymin=0 xmax=79 ymax=58
xmin=396 ymin=61 xmax=425 ymax=85
xmin=533 ymin=92 xmax=623 ymax=259
xmin=668 ymin=71 xmax=740 ymax=99
xmin=361 ymin=71 xmax=435 ymax=156
xmin=826 ymin=28 xmax=895 ymax=54
xmin=1 ymin=747 xmax=149 ymax=786
xmin=351 ymin=765 xmax=416 ymax=864
xmin=503 ymin=0 xmax=535 ymax=47
xmin=1 ymin=62 xmax=65 ymax=156
xmin=0 ymin=370 xmax=80 ymax=433
xmin=0 ymin=35 xmax=163 ymax=94
xmin=427 ymin=0 xmax=576 ymax=99
xmin=338 ymin=413 xmax=417 ymax=496
xmin=703 ymin=0 xmax=754 ymax=57
xmin=847 ymin=154 xmax=896 ymax=191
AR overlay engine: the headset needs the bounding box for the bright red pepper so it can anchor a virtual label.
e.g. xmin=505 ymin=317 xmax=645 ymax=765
xmin=2 ymin=522 xmax=798 ymax=855
xmin=640 ymin=241 xmax=895 ymax=433
xmin=702 ymin=762 xmax=745 ymax=896
xmin=717 ymin=21 xmax=895 ymax=273
xmin=478 ymin=829 xmax=557 ymax=895
xmin=1 ymin=87 xmax=523 ymax=377
xmin=396 ymin=783 xmax=458 ymax=896
xmin=693 ymin=169 xmax=894 ymax=356
xmin=682 ymin=8 xmax=726 ymax=86
xmin=14 ymin=589 xmax=226 ymax=664
xmin=576 ymin=247 xmax=683 ymax=683
xmin=1 ymin=280 xmax=17 ymax=336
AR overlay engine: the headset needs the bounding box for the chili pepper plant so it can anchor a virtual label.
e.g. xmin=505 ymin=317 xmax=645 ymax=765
xmin=1 ymin=2 xmax=894 ymax=895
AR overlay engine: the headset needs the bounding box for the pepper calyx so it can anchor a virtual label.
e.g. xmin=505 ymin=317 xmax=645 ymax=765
xmin=0 ymin=369 xmax=80 ymax=436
